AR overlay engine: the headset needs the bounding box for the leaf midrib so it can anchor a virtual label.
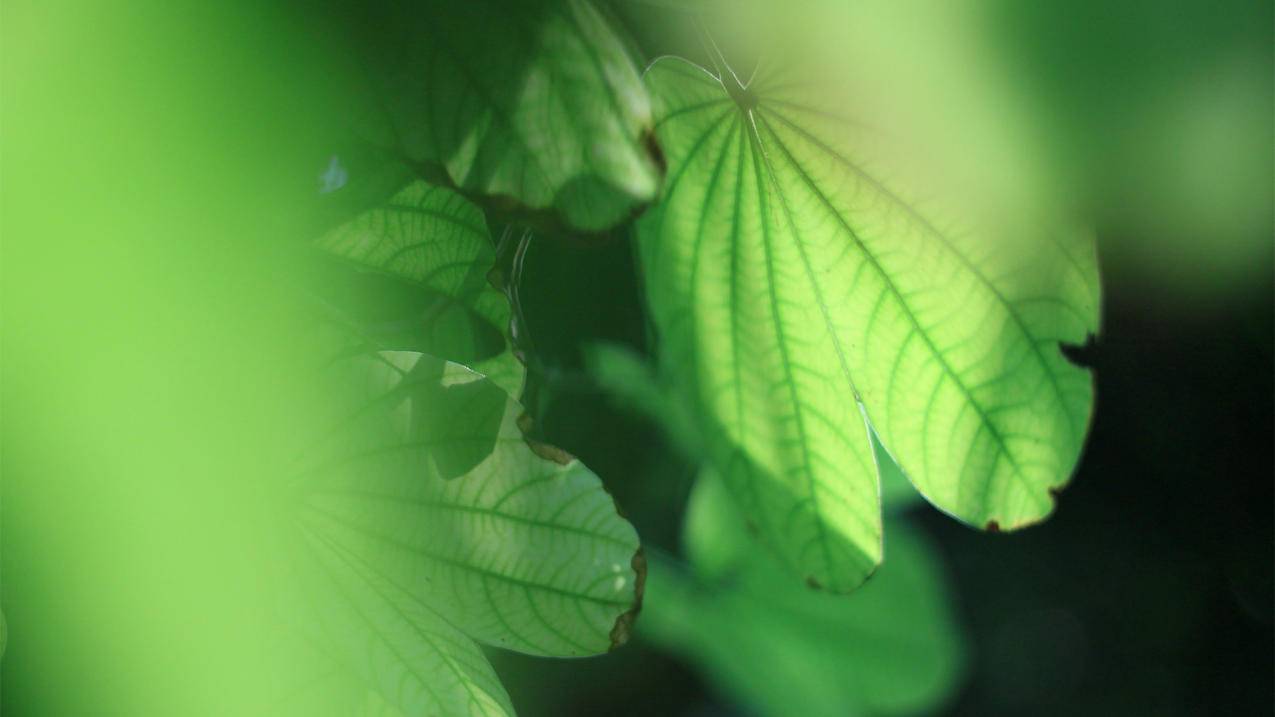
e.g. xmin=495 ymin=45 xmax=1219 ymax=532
xmin=754 ymin=110 xmax=1041 ymax=512
xmin=299 ymin=523 xmax=488 ymax=713
xmin=745 ymin=110 xmax=840 ymax=579
xmin=311 ymin=487 xmax=634 ymax=549
xmin=304 ymin=503 xmax=634 ymax=608
xmin=762 ymin=107 xmax=1083 ymax=448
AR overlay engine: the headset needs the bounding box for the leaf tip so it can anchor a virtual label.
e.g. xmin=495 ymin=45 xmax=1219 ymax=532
xmin=1059 ymin=333 xmax=1099 ymax=369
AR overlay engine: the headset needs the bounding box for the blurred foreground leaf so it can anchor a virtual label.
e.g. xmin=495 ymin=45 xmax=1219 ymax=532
xmin=642 ymin=470 xmax=964 ymax=717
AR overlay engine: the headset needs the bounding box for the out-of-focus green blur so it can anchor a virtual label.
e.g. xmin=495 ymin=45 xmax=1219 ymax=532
xmin=2 ymin=0 xmax=1269 ymax=714
xmin=627 ymin=0 xmax=1272 ymax=306
xmin=989 ymin=0 xmax=1272 ymax=307
xmin=867 ymin=0 xmax=1272 ymax=305
xmin=2 ymin=2 xmax=354 ymax=713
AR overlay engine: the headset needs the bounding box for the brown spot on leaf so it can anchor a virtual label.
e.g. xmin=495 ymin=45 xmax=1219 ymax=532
xmin=485 ymin=265 xmax=507 ymax=292
xmin=526 ymin=440 xmax=574 ymax=465
xmin=516 ymin=411 xmax=535 ymax=435
xmin=609 ymin=548 xmax=647 ymax=650
xmin=985 ymin=520 xmax=1001 ymax=533
xmin=516 ymin=411 xmax=575 ymax=465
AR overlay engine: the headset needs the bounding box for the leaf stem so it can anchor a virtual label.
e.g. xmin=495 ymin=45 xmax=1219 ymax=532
xmin=693 ymin=18 xmax=755 ymax=109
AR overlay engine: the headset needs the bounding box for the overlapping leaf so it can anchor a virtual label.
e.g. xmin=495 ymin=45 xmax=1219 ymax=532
xmin=636 ymin=57 xmax=1099 ymax=591
xmin=316 ymin=180 xmax=524 ymax=395
xmin=284 ymin=350 xmax=643 ymax=716
xmin=355 ymin=0 xmax=663 ymax=231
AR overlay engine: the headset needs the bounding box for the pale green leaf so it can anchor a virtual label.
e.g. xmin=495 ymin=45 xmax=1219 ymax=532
xmin=316 ymin=180 xmax=524 ymax=396
xmin=644 ymin=472 xmax=965 ymax=717
xmin=636 ymin=57 xmax=1099 ymax=591
xmin=359 ymin=0 xmax=663 ymax=231
xmin=585 ymin=342 xmax=922 ymax=512
xmin=285 ymin=350 xmax=643 ymax=715
xmin=290 ymin=530 xmax=517 ymax=717
xmin=871 ymin=425 xmax=924 ymax=513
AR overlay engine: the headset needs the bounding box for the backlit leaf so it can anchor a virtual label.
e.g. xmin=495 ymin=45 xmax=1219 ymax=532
xmin=316 ymin=180 xmax=524 ymax=396
xmin=636 ymin=57 xmax=1099 ymax=591
xmin=355 ymin=0 xmax=663 ymax=231
xmin=284 ymin=350 xmax=643 ymax=715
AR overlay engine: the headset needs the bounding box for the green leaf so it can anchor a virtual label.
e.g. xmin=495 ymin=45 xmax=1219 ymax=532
xmin=316 ymin=180 xmax=525 ymax=396
xmin=287 ymin=350 xmax=644 ymax=715
xmin=871 ymin=426 xmax=925 ymax=514
xmin=583 ymin=341 xmax=704 ymax=457
xmin=643 ymin=471 xmax=965 ymax=717
xmin=636 ymin=57 xmax=1099 ymax=590
xmin=356 ymin=0 xmax=663 ymax=232
xmin=289 ymin=536 xmax=517 ymax=717
xmin=585 ymin=342 xmax=922 ymax=513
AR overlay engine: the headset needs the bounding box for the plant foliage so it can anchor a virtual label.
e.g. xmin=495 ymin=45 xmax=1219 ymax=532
xmin=637 ymin=56 xmax=1099 ymax=591
xmin=292 ymin=0 xmax=1101 ymax=712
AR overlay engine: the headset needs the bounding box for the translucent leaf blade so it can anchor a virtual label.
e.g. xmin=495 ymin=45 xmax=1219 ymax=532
xmin=637 ymin=55 xmax=1099 ymax=590
xmin=297 ymin=352 xmax=643 ymax=659
xmin=749 ymin=78 xmax=1100 ymax=529
xmin=637 ymin=59 xmax=882 ymax=592
xmin=357 ymin=0 xmax=663 ymax=231
xmin=316 ymin=180 xmax=524 ymax=396
xmin=292 ymin=521 xmax=517 ymax=717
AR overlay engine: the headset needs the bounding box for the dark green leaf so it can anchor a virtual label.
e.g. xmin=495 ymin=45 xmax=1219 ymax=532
xmin=643 ymin=470 xmax=965 ymax=717
xmin=353 ymin=0 xmax=664 ymax=232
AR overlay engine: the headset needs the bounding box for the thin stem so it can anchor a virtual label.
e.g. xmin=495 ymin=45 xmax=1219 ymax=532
xmin=692 ymin=18 xmax=755 ymax=109
xmin=509 ymin=228 xmax=535 ymax=358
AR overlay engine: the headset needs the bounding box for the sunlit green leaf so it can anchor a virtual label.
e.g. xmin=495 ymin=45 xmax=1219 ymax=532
xmin=285 ymin=350 xmax=643 ymax=715
xmin=636 ymin=57 xmax=1099 ymax=591
xmin=586 ymin=341 xmax=923 ymax=513
xmin=643 ymin=470 xmax=964 ymax=717
xmin=316 ymin=180 xmax=524 ymax=396
xmin=871 ymin=427 xmax=924 ymax=513
xmin=356 ymin=0 xmax=663 ymax=231
xmin=287 ymin=538 xmax=517 ymax=717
